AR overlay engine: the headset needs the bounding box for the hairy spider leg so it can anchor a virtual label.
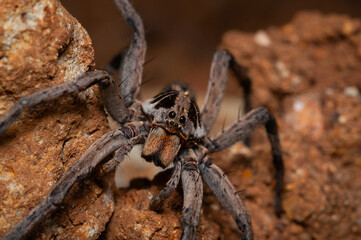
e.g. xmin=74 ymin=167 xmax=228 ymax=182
xmin=149 ymin=160 xmax=182 ymax=211
xmin=0 ymin=70 xmax=110 ymax=135
xmin=201 ymin=50 xmax=231 ymax=134
xmin=200 ymin=50 xmax=254 ymax=145
xmin=198 ymin=156 xmax=253 ymax=240
xmin=179 ymin=148 xmax=203 ymax=240
xmin=113 ymin=0 xmax=147 ymax=107
xmin=3 ymin=122 xmax=148 ymax=240
xmin=98 ymin=0 xmax=147 ymax=124
xmin=99 ymin=73 xmax=132 ymax=124
xmin=206 ymin=107 xmax=284 ymax=216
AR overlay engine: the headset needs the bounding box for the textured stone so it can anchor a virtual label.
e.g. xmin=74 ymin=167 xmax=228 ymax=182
xmin=31 ymin=180 xmax=114 ymax=239
xmin=105 ymin=185 xmax=220 ymax=240
xmin=0 ymin=0 xmax=111 ymax=238
xmin=219 ymin=11 xmax=361 ymax=240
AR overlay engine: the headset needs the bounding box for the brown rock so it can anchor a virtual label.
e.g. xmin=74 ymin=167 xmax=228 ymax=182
xmin=219 ymin=11 xmax=361 ymax=240
xmin=31 ymin=180 xmax=114 ymax=239
xmin=105 ymin=187 xmax=220 ymax=240
xmin=284 ymin=93 xmax=324 ymax=141
xmin=0 ymin=0 xmax=111 ymax=238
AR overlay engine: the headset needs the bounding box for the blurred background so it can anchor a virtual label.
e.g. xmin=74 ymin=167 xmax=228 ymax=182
xmin=61 ymin=0 xmax=361 ymax=90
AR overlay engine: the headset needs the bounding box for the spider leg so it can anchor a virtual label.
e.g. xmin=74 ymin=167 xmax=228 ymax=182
xmin=0 ymin=70 xmax=110 ymax=135
xmin=180 ymin=149 xmax=203 ymax=240
xmin=199 ymin=156 xmax=253 ymax=240
xmin=99 ymin=71 xmax=132 ymax=124
xmin=206 ymin=107 xmax=284 ymax=216
xmin=113 ymin=0 xmax=146 ymax=106
xmin=3 ymin=121 xmax=148 ymax=240
xmin=201 ymin=50 xmax=231 ymax=134
xmin=201 ymin=51 xmax=253 ymax=134
xmin=201 ymin=51 xmax=254 ymax=145
xmin=149 ymin=160 xmax=181 ymax=211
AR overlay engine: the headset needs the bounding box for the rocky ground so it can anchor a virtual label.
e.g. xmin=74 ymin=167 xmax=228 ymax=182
xmin=0 ymin=1 xmax=360 ymax=239
xmin=218 ymin=11 xmax=361 ymax=239
xmin=0 ymin=0 xmax=110 ymax=239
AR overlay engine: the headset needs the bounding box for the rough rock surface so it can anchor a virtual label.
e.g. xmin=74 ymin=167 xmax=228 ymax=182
xmin=0 ymin=0 xmax=110 ymax=238
xmin=104 ymin=180 xmax=220 ymax=240
xmin=216 ymin=11 xmax=361 ymax=240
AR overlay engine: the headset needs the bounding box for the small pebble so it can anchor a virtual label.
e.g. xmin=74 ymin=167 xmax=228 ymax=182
xmin=292 ymin=75 xmax=302 ymax=85
xmin=294 ymin=100 xmax=304 ymax=112
xmin=275 ymin=61 xmax=290 ymax=78
xmin=339 ymin=115 xmax=347 ymax=124
xmin=343 ymin=86 xmax=360 ymax=97
xmin=254 ymin=30 xmax=271 ymax=47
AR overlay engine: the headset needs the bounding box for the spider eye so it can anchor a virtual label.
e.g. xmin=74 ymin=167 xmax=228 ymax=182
xmin=179 ymin=116 xmax=186 ymax=124
xmin=169 ymin=111 xmax=176 ymax=118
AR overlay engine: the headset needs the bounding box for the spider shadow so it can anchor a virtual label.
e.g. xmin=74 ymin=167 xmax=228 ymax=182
xmin=123 ymin=167 xmax=184 ymax=212
xmin=126 ymin=167 xmax=174 ymax=190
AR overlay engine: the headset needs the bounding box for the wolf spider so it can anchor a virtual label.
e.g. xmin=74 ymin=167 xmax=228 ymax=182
xmin=1 ymin=0 xmax=284 ymax=239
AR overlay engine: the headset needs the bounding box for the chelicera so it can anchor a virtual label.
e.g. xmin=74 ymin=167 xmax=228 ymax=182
xmin=1 ymin=0 xmax=284 ymax=239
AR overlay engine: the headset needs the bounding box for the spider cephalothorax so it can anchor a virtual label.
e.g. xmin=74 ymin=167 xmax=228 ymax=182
xmin=142 ymin=84 xmax=204 ymax=168
xmin=1 ymin=0 xmax=284 ymax=239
